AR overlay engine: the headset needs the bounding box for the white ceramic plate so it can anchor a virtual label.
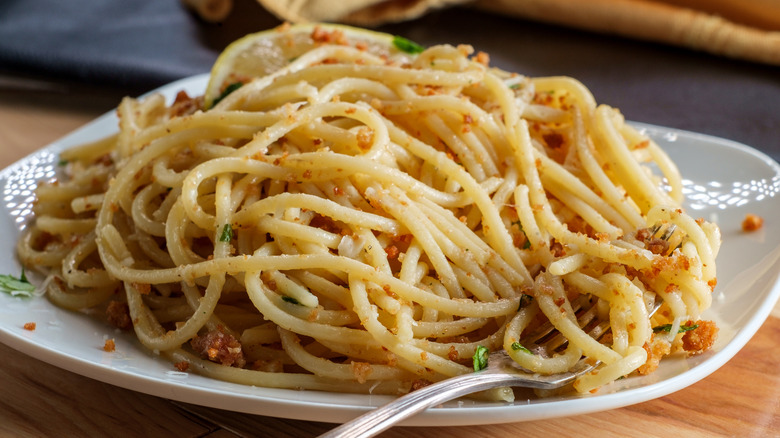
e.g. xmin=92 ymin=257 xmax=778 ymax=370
xmin=0 ymin=74 xmax=778 ymax=426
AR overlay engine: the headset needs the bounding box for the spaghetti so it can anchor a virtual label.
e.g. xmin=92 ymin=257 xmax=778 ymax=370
xmin=17 ymin=24 xmax=720 ymax=398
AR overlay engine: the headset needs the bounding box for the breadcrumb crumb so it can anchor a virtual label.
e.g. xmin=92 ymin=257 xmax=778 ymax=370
xmin=638 ymin=336 xmax=671 ymax=375
xmin=682 ymin=320 xmax=718 ymax=355
xmin=742 ymin=214 xmax=764 ymax=232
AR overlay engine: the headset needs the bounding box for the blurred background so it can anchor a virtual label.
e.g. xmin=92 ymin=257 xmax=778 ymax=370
xmin=0 ymin=0 xmax=778 ymax=162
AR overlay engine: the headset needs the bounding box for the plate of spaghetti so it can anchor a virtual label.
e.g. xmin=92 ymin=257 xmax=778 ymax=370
xmin=0 ymin=23 xmax=778 ymax=426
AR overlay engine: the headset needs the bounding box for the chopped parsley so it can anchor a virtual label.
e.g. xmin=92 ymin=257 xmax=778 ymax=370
xmin=472 ymin=345 xmax=489 ymax=371
xmin=212 ymin=82 xmax=243 ymax=107
xmin=518 ymin=294 xmax=533 ymax=310
xmin=511 ymin=220 xmax=531 ymax=249
xmin=510 ymin=342 xmax=532 ymax=354
xmin=392 ymin=35 xmax=425 ymax=54
xmin=0 ymin=269 xmax=36 ymax=298
xmin=653 ymin=322 xmax=699 ymax=334
xmin=281 ymin=295 xmax=300 ymax=305
xmin=508 ymin=83 xmax=521 ymax=90
xmin=219 ymin=224 xmax=233 ymax=242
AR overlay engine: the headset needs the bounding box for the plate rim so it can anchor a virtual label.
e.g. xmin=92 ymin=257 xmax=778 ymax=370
xmin=0 ymin=74 xmax=778 ymax=426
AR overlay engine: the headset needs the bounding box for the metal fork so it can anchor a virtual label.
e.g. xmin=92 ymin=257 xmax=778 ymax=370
xmin=319 ymin=296 xmax=662 ymax=438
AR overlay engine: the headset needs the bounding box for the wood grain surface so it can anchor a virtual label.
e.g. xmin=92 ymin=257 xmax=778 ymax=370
xmin=0 ymin=87 xmax=777 ymax=438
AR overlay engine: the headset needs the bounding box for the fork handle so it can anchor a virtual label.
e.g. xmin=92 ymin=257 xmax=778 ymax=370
xmin=318 ymin=372 xmax=516 ymax=438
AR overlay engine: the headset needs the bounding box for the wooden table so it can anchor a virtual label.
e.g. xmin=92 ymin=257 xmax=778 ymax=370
xmin=1 ymin=84 xmax=778 ymax=438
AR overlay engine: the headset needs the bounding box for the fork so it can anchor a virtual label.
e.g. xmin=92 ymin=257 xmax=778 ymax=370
xmin=319 ymin=296 xmax=662 ymax=438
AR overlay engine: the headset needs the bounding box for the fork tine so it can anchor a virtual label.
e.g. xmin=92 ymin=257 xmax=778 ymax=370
xmin=318 ymin=296 xmax=665 ymax=438
xmin=540 ymin=301 xmax=602 ymax=353
xmin=521 ymin=295 xmax=663 ymax=356
xmin=520 ymin=295 xmax=591 ymax=345
xmin=520 ymin=295 xmax=599 ymax=351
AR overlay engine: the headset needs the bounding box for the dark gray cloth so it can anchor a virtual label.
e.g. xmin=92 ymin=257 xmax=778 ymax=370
xmin=0 ymin=0 xmax=278 ymax=89
xmin=1 ymin=0 xmax=778 ymax=161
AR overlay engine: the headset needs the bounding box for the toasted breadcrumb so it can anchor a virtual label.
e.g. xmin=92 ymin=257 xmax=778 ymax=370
xmin=682 ymin=320 xmax=718 ymax=355
xmin=106 ymin=300 xmax=133 ymax=330
xmin=191 ymin=329 xmax=246 ymax=368
xmin=638 ymin=336 xmax=671 ymax=375
xmin=23 ymin=322 xmax=36 ymax=331
xmin=350 ymin=361 xmax=372 ymax=384
xmin=742 ymin=214 xmax=764 ymax=232
xmin=356 ymin=127 xmax=374 ymax=150
xmin=474 ymin=51 xmax=490 ymax=66
xmin=103 ymin=338 xmax=116 ymax=352
xmin=169 ymin=90 xmax=203 ymax=118
xmin=410 ymin=379 xmax=432 ymax=392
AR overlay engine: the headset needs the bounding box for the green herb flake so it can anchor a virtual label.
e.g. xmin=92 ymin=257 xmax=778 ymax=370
xmin=518 ymin=294 xmax=534 ymax=310
xmin=0 ymin=269 xmax=36 ymax=298
xmin=472 ymin=345 xmax=489 ymax=371
xmin=392 ymin=35 xmax=425 ymax=54
xmin=219 ymin=224 xmax=233 ymax=243
xmin=511 ymin=220 xmax=531 ymax=249
xmin=510 ymin=342 xmax=532 ymax=354
xmin=509 ymin=83 xmax=521 ymax=89
xmin=281 ymin=295 xmax=300 ymax=305
xmin=653 ymin=322 xmax=699 ymax=334
xmin=57 ymin=159 xmax=69 ymax=167
xmin=212 ymin=82 xmax=244 ymax=107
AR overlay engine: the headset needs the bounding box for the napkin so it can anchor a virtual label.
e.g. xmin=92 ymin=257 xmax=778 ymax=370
xmin=252 ymin=0 xmax=780 ymax=66
xmin=0 ymin=0 xmax=279 ymax=91
xmin=0 ymin=0 xmax=218 ymax=90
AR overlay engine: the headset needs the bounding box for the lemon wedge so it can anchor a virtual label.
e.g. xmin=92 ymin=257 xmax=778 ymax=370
xmin=205 ymin=23 xmax=421 ymax=108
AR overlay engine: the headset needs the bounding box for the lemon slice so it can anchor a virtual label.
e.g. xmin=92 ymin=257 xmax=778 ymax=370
xmin=204 ymin=23 xmax=421 ymax=108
